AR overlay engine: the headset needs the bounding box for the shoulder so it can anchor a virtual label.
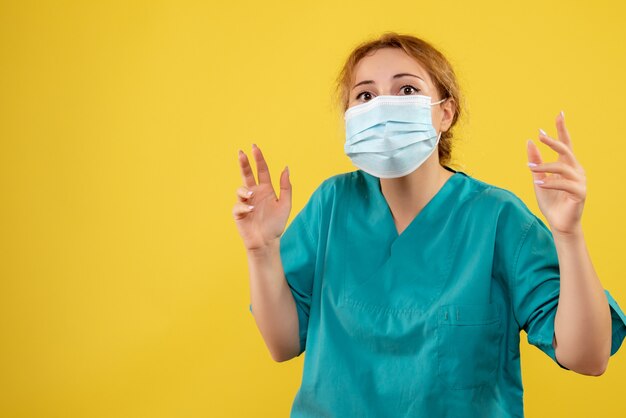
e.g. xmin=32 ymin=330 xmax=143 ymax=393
xmin=319 ymin=170 xmax=362 ymax=189
xmin=293 ymin=170 xmax=357 ymax=226
xmin=460 ymin=173 xmax=555 ymax=261
xmin=461 ymin=172 xmax=539 ymax=227
xmin=308 ymin=170 xmax=361 ymax=201
xmin=461 ymin=173 xmax=524 ymax=207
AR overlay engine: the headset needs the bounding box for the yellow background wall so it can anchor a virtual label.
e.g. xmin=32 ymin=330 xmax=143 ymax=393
xmin=1 ymin=0 xmax=625 ymax=416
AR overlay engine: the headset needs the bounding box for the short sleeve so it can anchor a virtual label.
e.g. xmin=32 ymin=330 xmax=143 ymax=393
xmin=511 ymin=216 xmax=626 ymax=370
xmin=248 ymin=181 xmax=327 ymax=357
xmin=509 ymin=216 xmax=570 ymax=369
xmin=605 ymin=290 xmax=626 ymax=356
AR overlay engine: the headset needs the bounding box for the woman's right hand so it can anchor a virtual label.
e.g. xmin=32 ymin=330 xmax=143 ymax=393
xmin=232 ymin=144 xmax=292 ymax=252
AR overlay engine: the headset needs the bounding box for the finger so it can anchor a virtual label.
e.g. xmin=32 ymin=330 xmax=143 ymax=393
xmin=252 ymin=144 xmax=272 ymax=185
xmin=528 ymin=161 xmax=580 ymax=180
xmin=239 ymin=150 xmax=257 ymax=188
xmin=237 ymin=186 xmax=254 ymax=202
xmin=535 ymin=177 xmax=586 ymax=200
xmin=555 ymin=111 xmax=573 ymax=150
xmin=527 ymin=139 xmax=547 ymax=181
xmin=278 ymin=166 xmax=291 ymax=209
xmin=232 ymin=201 xmax=255 ymax=220
xmin=538 ymin=131 xmax=579 ymax=167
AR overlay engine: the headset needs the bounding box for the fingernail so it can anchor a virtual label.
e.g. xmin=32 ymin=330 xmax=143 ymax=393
xmin=534 ymin=180 xmax=544 ymax=185
xmin=252 ymin=143 xmax=257 ymax=149
xmin=247 ymin=190 xmax=253 ymax=197
xmin=238 ymin=149 xmax=243 ymax=156
xmin=560 ymin=110 xmax=565 ymax=119
xmin=248 ymin=205 xmax=254 ymax=210
xmin=539 ymin=128 xmax=547 ymax=136
xmin=285 ymin=165 xmax=289 ymax=174
xmin=527 ymin=162 xmax=538 ymax=167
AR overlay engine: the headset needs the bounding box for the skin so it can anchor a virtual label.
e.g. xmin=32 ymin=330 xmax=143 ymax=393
xmin=233 ymin=146 xmax=298 ymax=361
xmin=233 ymin=47 xmax=612 ymax=372
xmin=528 ymin=121 xmax=612 ymax=375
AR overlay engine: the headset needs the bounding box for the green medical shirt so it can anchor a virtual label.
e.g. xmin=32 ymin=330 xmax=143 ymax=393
xmin=249 ymin=166 xmax=626 ymax=418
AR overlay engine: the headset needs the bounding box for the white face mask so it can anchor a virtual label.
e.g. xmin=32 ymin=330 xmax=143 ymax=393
xmin=343 ymin=94 xmax=446 ymax=178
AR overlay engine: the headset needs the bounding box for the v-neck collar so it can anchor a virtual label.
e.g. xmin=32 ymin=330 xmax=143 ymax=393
xmin=361 ymin=166 xmax=465 ymax=248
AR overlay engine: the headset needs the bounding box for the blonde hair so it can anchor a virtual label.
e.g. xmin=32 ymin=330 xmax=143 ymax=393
xmin=333 ymin=32 xmax=465 ymax=167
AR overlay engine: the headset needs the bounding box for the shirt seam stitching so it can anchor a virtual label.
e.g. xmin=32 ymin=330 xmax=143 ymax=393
xmin=510 ymin=216 xmax=538 ymax=330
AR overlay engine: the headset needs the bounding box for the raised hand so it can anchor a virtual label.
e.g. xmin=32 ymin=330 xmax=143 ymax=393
xmin=232 ymin=144 xmax=292 ymax=251
xmin=527 ymin=111 xmax=586 ymax=236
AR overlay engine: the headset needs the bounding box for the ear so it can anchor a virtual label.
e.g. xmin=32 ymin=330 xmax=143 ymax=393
xmin=439 ymin=98 xmax=456 ymax=133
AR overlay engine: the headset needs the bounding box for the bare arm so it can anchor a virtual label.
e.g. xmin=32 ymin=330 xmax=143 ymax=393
xmin=527 ymin=113 xmax=611 ymax=375
xmin=552 ymin=227 xmax=611 ymax=375
xmin=247 ymin=239 xmax=301 ymax=362
xmin=233 ymin=144 xmax=299 ymax=362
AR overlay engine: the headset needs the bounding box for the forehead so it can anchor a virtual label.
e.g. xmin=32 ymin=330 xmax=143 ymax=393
xmin=352 ymin=47 xmax=432 ymax=85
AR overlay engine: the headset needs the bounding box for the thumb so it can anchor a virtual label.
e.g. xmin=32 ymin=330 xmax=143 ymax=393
xmin=278 ymin=165 xmax=292 ymax=209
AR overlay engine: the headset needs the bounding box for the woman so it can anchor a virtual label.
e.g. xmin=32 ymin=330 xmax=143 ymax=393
xmin=232 ymin=32 xmax=626 ymax=417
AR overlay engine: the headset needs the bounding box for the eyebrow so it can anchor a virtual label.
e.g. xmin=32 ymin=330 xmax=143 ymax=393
xmin=351 ymin=73 xmax=425 ymax=90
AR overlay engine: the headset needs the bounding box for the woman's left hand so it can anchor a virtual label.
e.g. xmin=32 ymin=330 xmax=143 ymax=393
xmin=527 ymin=111 xmax=586 ymax=236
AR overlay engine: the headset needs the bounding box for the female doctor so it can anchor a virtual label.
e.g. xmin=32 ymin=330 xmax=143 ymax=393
xmin=232 ymin=32 xmax=626 ymax=417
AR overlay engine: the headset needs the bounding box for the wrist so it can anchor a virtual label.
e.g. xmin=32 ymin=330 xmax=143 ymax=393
xmin=246 ymin=238 xmax=281 ymax=259
xmin=552 ymin=223 xmax=584 ymax=242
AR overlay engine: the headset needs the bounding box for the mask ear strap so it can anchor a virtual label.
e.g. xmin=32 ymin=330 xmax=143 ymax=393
xmin=431 ymin=97 xmax=448 ymax=106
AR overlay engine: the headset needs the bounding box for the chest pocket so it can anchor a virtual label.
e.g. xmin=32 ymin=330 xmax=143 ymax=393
xmin=436 ymin=303 xmax=503 ymax=390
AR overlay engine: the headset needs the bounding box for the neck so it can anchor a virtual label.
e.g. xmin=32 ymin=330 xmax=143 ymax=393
xmin=379 ymin=157 xmax=453 ymax=225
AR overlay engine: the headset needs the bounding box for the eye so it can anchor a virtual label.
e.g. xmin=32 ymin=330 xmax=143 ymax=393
xmin=354 ymin=84 xmax=420 ymax=102
xmin=400 ymin=85 xmax=420 ymax=95
xmin=355 ymin=91 xmax=373 ymax=102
